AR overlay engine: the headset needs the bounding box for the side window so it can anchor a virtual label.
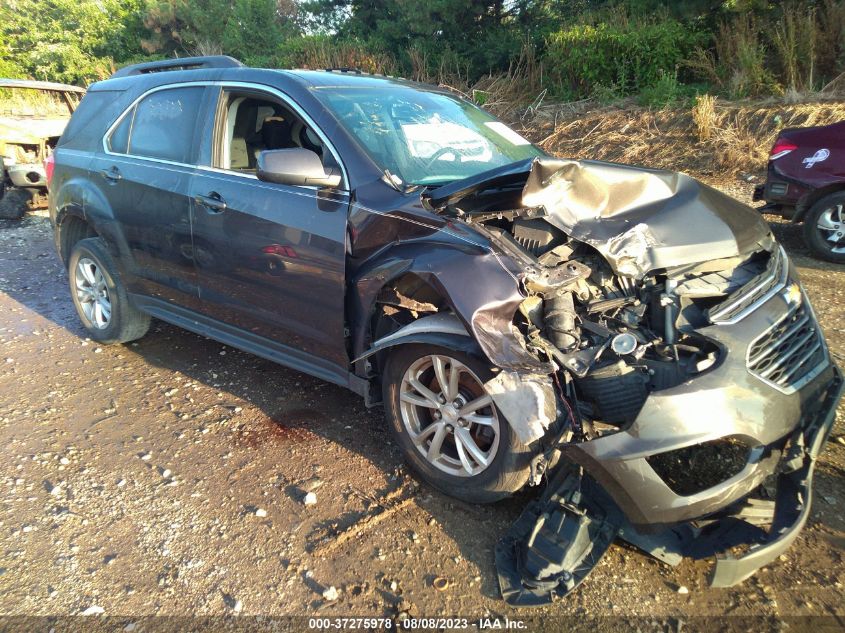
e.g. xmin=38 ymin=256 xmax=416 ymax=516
xmin=108 ymin=110 xmax=132 ymax=154
xmin=216 ymin=90 xmax=329 ymax=173
xmin=107 ymin=86 xmax=204 ymax=163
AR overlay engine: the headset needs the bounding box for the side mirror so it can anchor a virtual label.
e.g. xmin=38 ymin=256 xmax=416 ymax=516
xmin=256 ymin=148 xmax=342 ymax=188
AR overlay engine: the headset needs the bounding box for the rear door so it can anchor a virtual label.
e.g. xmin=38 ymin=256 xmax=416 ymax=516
xmin=188 ymin=84 xmax=350 ymax=383
xmin=90 ymin=84 xmax=208 ymax=309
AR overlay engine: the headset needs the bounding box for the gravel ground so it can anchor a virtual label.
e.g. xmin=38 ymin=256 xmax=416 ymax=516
xmin=0 ymin=181 xmax=843 ymax=629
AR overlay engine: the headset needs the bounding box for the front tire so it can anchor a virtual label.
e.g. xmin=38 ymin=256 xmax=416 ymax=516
xmin=68 ymin=238 xmax=151 ymax=344
xmin=382 ymin=345 xmax=533 ymax=503
xmin=803 ymin=192 xmax=845 ymax=263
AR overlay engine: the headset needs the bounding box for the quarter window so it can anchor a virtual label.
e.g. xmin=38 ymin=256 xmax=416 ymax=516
xmin=108 ymin=111 xmax=132 ymax=154
xmin=108 ymin=86 xmax=204 ymax=163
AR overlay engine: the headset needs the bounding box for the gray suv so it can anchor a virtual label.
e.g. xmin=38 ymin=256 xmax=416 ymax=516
xmin=48 ymin=56 xmax=842 ymax=604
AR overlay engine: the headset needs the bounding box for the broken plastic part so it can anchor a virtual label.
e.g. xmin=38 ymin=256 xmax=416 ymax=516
xmin=353 ymin=313 xmax=470 ymax=363
xmin=496 ymin=366 xmax=842 ymax=605
xmin=496 ymin=465 xmax=622 ymax=606
xmin=483 ymin=371 xmax=557 ymax=444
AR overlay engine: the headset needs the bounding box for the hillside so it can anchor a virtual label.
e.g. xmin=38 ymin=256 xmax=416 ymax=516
xmin=507 ymin=96 xmax=845 ymax=185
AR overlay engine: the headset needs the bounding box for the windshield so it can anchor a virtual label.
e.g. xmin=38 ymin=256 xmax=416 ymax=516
xmin=317 ymin=85 xmax=544 ymax=186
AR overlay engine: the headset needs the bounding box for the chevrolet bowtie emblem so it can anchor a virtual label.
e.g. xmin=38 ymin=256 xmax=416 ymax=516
xmin=784 ymin=283 xmax=802 ymax=306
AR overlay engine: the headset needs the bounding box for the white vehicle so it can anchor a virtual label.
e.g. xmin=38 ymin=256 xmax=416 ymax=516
xmin=0 ymin=79 xmax=85 ymax=219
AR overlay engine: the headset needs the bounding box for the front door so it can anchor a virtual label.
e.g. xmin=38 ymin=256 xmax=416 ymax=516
xmin=189 ymin=86 xmax=350 ymax=383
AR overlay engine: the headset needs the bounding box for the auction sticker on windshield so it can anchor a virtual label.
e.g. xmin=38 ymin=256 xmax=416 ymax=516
xmin=484 ymin=121 xmax=531 ymax=145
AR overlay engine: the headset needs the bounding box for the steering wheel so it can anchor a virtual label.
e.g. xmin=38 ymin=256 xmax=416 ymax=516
xmin=422 ymin=146 xmax=473 ymax=171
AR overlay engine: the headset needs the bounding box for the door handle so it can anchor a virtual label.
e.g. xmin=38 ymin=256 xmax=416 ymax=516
xmin=100 ymin=166 xmax=122 ymax=182
xmin=194 ymin=192 xmax=227 ymax=213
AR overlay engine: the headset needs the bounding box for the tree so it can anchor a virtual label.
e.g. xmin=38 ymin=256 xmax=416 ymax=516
xmin=0 ymin=0 xmax=147 ymax=84
xmin=141 ymin=0 xmax=299 ymax=62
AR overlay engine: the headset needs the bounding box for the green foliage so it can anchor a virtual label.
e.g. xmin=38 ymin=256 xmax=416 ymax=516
xmin=772 ymin=3 xmax=818 ymax=93
xmin=273 ymin=35 xmax=398 ymax=74
xmin=591 ymin=82 xmax=626 ymax=105
xmin=637 ymin=70 xmax=687 ymax=107
xmin=0 ymin=0 xmax=146 ymax=84
xmin=140 ymin=0 xmax=298 ymax=62
xmin=544 ymin=17 xmax=704 ymax=99
xmin=300 ymin=0 xmax=527 ymax=80
xmin=0 ymin=0 xmax=843 ymax=105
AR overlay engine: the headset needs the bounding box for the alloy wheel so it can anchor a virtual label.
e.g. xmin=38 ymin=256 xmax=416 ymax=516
xmin=398 ymin=354 xmax=500 ymax=477
xmin=75 ymin=257 xmax=112 ymax=329
xmin=816 ymin=203 xmax=845 ymax=254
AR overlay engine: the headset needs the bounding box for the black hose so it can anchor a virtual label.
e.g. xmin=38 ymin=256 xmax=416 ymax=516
xmin=545 ymin=291 xmax=579 ymax=352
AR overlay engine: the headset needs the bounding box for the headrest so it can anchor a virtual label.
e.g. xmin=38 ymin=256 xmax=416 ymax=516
xmin=261 ymin=117 xmax=293 ymax=150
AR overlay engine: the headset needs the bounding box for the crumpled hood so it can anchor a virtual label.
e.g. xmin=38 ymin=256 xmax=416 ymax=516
xmin=522 ymin=158 xmax=772 ymax=277
xmin=427 ymin=157 xmax=773 ymax=279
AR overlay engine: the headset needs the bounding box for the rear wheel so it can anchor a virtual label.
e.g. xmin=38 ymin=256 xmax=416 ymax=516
xmin=803 ymin=192 xmax=845 ymax=263
xmin=383 ymin=345 xmax=533 ymax=503
xmin=68 ymin=238 xmax=151 ymax=344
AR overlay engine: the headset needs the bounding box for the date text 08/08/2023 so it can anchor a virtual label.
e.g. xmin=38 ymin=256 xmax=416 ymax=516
xmin=307 ymin=617 xmax=528 ymax=629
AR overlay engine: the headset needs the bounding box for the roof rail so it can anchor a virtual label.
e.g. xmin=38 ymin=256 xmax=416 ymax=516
xmin=111 ymin=56 xmax=243 ymax=79
xmin=324 ymin=67 xmax=363 ymax=74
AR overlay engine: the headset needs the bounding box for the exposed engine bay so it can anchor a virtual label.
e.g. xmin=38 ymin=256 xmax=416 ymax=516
xmin=436 ymin=164 xmax=758 ymax=438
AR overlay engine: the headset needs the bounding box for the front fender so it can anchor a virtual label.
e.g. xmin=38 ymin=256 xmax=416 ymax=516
xmin=350 ymin=241 xmax=551 ymax=374
xmin=353 ymin=313 xmax=481 ymax=363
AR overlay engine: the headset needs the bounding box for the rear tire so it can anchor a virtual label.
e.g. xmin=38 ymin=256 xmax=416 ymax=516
xmin=0 ymin=188 xmax=31 ymax=220
xmin=802 ymin=192 xmax=845 ymax=263
xmin=68 ymin=237 xmax=151 ymax=344
xmin=382 ymin=344 xmax=534 ymax=503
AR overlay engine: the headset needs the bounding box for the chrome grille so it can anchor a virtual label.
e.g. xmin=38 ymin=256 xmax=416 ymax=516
xmin=709 ymin=246 xmax=787 ymax=324
xmin=747 ymin=300 xmax=827 ymax=392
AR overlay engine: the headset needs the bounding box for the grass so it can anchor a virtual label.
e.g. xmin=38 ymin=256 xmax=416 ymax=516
xmin=0 ymin=88 xmax=73 ymax=117
xmin=507 ymin=94 xmax=845 ymax=179
xmin=691 ymin=94 xmax=716 ymax=142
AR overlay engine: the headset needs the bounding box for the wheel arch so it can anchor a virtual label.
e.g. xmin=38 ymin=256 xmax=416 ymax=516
xmin=355 ymin=312 xmax=483 ymax=370
xmin=348 ymin=242 xmax=551 ymax=379
xmin=794 ymin=184 xmax=845 ymax=223
xmin=55 ymin=207 xmax=97 ymax=267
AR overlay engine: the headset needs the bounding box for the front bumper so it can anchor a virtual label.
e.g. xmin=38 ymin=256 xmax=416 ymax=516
xmin=709 ymin=363 xmax=841 ymax=586
xmin=561 ymin=259 xmax=838 ymax=528
xmin=496 ymin=364 xmax=841 ymax=606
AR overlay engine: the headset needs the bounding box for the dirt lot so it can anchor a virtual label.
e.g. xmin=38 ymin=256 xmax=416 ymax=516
xmin=0 ymin=180 xmax=843 ymax=630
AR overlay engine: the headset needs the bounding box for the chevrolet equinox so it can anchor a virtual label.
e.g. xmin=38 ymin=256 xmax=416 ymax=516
xmin=49 ymin=56 xmax=842 ymax=603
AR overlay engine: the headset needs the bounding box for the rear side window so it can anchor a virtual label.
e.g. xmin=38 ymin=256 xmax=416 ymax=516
xmin=107 ymin=86 xmax=204 ymax=164
xmin=60 ymin=90 xmax=127 ymax=149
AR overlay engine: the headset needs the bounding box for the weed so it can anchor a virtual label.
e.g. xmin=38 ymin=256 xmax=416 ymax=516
xmin=692 ymin=94 xmax=717 ymax=141
xmin=638 ymin=70 xmax=685 ymax=108
xmin=773 ymin=3 xmax=818 ymax=93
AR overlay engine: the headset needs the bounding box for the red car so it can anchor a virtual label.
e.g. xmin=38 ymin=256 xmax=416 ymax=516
xmin=754 ymin=121 xmax=845 ymax=263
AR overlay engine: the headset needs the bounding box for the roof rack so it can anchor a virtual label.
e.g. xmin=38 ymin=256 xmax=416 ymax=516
xmin=111 ymin=56 xmax=243 ymax=79
xmin=324 ymin=67 xmax=363 ymax=74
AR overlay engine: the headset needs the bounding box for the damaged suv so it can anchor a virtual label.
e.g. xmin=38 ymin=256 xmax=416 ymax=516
xmin=0 ymin=79 xmax=85 ymax=219
xmin=50 ymin=57 xmax=842 ymax=602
